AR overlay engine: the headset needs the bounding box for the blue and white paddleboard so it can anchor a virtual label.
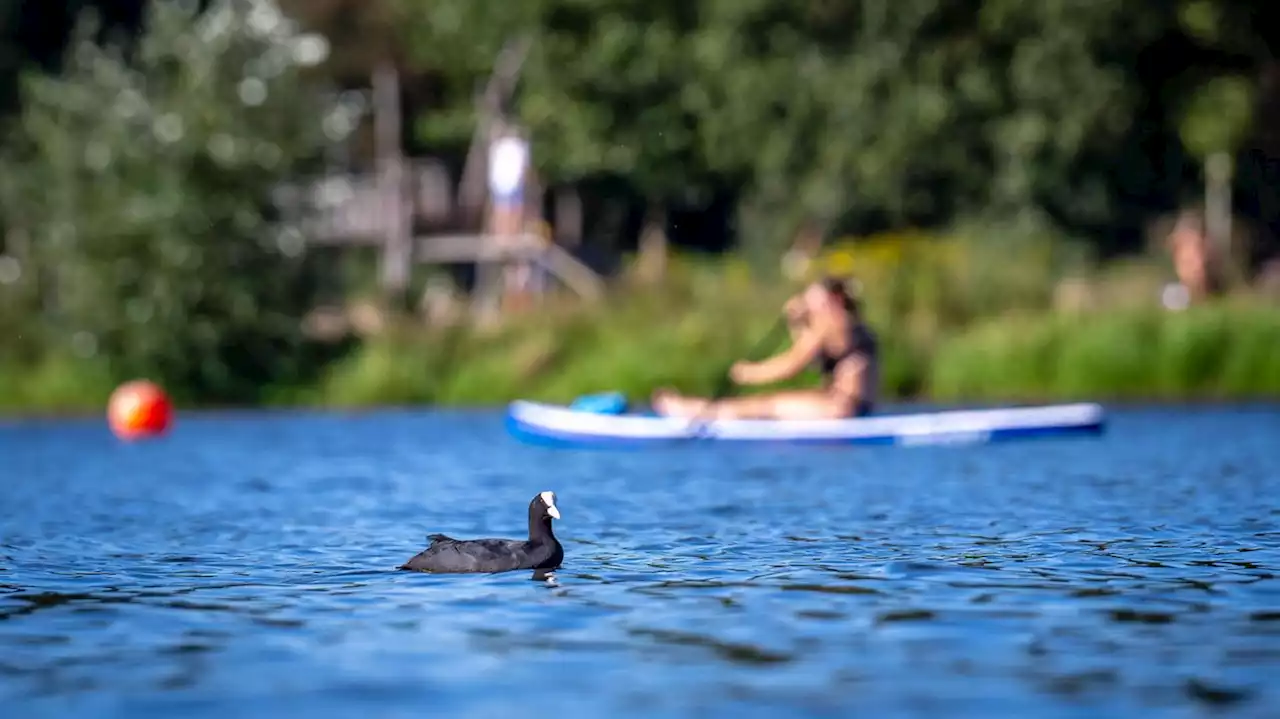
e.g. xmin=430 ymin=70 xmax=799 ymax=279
xmin=505 ymin=396 xmax=1106 ymax=448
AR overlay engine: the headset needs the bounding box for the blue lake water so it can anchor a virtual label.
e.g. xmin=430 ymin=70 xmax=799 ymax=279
xmin=2 ymin=404 xmax=1279 ymax=718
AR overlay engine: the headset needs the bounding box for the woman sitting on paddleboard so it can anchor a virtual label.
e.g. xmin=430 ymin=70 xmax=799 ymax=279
xmin=652 ymin=276 xmax=879 ymax=420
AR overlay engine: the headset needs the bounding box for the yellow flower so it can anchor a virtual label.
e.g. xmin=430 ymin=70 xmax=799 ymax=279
xmin=826 ymin=250 xmax=856 ymax=276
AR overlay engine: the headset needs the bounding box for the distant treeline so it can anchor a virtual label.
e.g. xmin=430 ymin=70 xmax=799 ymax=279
xmin=3 ymin=0 xmax=1279 ymax=259
xmin=0 ymin=0 xmax=1277 ymax=407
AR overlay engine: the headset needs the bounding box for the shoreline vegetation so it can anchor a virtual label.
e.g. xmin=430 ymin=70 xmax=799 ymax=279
xmin=3 ymin=2 xmax=1279 ymax=425
xmin=4 ymin=242 xmax=1279 ymax=421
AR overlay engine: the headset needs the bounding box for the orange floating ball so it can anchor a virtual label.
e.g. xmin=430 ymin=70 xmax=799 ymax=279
xmin=107 ymin=380 xmax=173 ymax=440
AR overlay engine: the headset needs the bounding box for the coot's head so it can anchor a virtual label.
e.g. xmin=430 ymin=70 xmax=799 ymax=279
xmin=531 ymin=490 xmax=560 ymax=521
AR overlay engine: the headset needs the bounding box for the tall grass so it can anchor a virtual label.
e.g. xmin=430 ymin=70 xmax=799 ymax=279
xmin=0 ymin=354 xmax=115 ymax=416
xmin=929 ymin=302 xmax=1280 ymax=402
xmin=3 ymin=230 xmax=1277 ymax=416
xmin=305 ymin=238 xmax=1278 ymax=408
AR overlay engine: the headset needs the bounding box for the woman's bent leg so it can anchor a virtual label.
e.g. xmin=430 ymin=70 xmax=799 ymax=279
xmin=651 ymin=389 xmax=849 ymax=420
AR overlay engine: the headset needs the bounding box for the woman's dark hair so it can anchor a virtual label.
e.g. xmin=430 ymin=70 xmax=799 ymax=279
xmin=819 ymin=276 xmax=860 ymax=316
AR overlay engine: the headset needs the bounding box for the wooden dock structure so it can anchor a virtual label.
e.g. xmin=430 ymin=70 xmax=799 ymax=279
xmin=275 ymin=51 xmax=604 ymax=324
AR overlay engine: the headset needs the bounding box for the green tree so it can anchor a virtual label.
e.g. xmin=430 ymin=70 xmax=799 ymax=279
xmin=393 ymin=0 xmax=1274 ymax=266
xmin=0 ymin=0 xmax=362 ymax=402
xmin=403 ymin=0 xmax=714 ymax=198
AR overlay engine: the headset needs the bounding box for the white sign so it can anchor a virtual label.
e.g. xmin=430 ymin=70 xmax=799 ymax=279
xmin=488 ymin=135 xmax=528 ymax=197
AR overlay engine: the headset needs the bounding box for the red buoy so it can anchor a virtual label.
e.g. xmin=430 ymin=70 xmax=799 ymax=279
xmin=107 ymin=380 xmax=173 ymax=440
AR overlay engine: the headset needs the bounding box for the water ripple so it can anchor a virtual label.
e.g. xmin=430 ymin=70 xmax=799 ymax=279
xmin=1 ymin=406 xmax=1279 ymax=717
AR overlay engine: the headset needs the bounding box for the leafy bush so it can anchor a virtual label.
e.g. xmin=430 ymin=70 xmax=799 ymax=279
xmin=0 ymin=0 xmax=361 ymax=403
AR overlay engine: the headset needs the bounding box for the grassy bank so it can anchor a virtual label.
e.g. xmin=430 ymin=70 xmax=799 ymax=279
xmin=4 ymin=260 xmax=1278 ymax=418
xmin=928 ymin=301 xmax=1280 ymax=402
xmin=0 ymin=354 xmax=118 ymax=417
xmin=302 ymin=295 xmax=1280 ymax=409
xmin=278 ymin=244 xmax=1280 ymax=408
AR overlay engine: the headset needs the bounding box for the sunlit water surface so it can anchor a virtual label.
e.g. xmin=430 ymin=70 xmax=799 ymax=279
xmin=2 ymin=405 xmax=1279 ymax=718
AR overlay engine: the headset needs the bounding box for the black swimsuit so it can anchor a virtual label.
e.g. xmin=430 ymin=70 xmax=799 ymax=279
xmin=815 ymin=323 xmax=878 ymax=417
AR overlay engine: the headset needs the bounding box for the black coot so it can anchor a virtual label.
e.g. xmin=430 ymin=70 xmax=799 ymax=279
xmin=398 ymin=491 xmax=563 ymax=574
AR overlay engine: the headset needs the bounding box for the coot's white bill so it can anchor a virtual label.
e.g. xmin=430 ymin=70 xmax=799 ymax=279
xmin=541 ymin=490 xmax=560 ymax=519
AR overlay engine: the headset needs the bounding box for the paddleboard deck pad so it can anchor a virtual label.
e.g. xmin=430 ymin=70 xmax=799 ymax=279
xmin=505 ymin=398 xmax=1106 ymax=448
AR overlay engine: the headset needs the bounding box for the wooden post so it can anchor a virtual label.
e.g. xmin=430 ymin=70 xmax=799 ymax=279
xmin=1205 ymin=151 xmax=1233 ymax=261
xmin=513 ymin=167 xmax=546 ymax=309
xmin=636 ymin=202 xmax=668 ymax=283
xmin=555 ymin=187 xmax=583 ymax=247
xmin=457 ymin=37 xmax=532 ymax=226
xmin=372 ymin=61 xmax=411 ymax=308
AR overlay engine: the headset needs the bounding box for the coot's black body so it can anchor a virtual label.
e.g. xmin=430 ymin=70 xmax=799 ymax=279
xmin=398 ymin=491 xmax=563 ymax=574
